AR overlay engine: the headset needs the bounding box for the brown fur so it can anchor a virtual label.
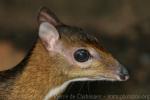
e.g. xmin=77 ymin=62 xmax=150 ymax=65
xmin=0 ymin=7 xmax=129 ymax=100
xmin=0 ymin=25 xmax=124 ymax=100
xmin=7 ymin=39 xmax=68 ymax=100
xmin=0 ymin=25 xmax=126 ymax=100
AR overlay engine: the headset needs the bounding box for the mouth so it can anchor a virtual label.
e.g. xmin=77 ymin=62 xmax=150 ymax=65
xmin=70 ymin=74 xmax=129 ymax=84
xmin=89 ymin=74 xmax=129 ymax=82
xmin=92 ymin=76 xmax=118 ymax=81
xmin=116 ymin=74 xmax=129 ymax=81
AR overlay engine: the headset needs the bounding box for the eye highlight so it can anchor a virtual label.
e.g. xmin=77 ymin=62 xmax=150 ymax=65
xmin=74 ymin=49 xmax=91 ymax=62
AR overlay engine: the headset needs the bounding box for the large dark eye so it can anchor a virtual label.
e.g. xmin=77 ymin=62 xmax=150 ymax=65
xmin=74 ymin=49 xmax=91 ymax=62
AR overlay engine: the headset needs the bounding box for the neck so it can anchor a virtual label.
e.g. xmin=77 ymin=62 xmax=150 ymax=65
xmin=9 ymin=39 xmax=68 ymax=100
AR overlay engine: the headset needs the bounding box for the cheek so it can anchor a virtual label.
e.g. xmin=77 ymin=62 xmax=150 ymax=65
xmin=89 ymin=60 xmax=106 ymax=72
xmin=75 ymin=59 xmax=93 ymax=69
xmin=90 ymin=60 xmax=100 ymax=67
xmin=62 ymin=50 xmax=75 ymax=65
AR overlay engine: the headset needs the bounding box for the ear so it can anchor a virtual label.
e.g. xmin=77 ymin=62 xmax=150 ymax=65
xmin=38 ymin=7 xmax=62 ymax=51
xmin=38 ymin=7 xmax=62 ymax=26
xmin=39 ymin=22 xmax=60 ymax=51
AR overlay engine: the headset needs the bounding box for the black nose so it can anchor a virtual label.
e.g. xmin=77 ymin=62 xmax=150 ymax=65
xmin=117 ymin=65 xmax=129 ymax=81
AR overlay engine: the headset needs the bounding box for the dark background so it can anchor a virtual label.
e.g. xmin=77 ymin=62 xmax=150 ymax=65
xmin=0 ymin=0 xmax=150 ymax=100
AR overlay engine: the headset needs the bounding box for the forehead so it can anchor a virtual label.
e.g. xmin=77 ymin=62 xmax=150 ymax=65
xmin=57 ymin=25 xmax=98 ymax=45
xmin=56 ymin=25 xmax=107 ymax=52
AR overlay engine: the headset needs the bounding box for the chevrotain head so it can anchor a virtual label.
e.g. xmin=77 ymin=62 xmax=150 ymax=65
xmin=38 ymin=7 xmax=129 ymax=82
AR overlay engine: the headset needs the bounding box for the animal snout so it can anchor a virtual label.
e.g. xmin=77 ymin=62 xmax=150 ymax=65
xmin=117 ymin=65 xmax=129 ymax=81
